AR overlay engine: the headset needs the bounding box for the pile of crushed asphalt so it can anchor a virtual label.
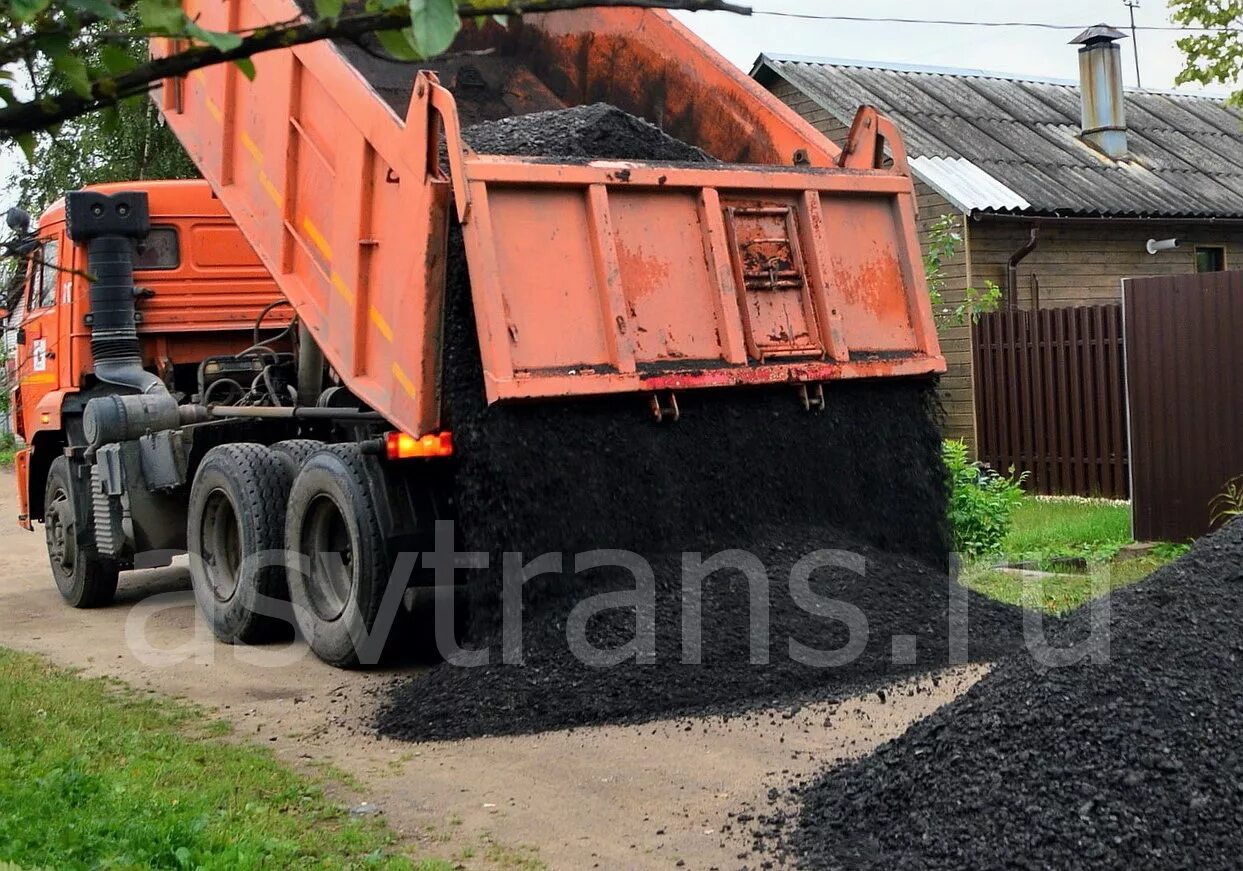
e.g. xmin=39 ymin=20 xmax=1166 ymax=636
xmin=377 ymin=527 xmax=1024 ymax=741
xmin=458 ymin=103 xmax=714 ymax=162
xmin=754 ymin=520 xmax=1243 ymax=869
xmin=372 ymin=104 xmax=1007 ymax=742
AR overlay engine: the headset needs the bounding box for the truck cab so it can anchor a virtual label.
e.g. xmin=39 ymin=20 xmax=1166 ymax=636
xmin=10 ymin=179 xmax=283 ymax=531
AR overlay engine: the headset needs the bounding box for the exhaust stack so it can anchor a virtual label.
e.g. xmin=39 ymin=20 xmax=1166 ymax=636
xmin=65 ymin=190 xmax=165 ymax=395
xmin=1071 ymin=24 xmax=1130 ymax=159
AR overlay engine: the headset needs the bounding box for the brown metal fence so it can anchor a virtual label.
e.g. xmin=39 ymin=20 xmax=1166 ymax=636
xmin=1124 ymin=271 xmax=1243 ymax=542
xmin=972 ymin=306 xmax=1129 ymax=499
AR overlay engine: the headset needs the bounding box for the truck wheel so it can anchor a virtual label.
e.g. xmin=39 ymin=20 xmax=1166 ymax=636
xmin=269 ymin=439 xmax=325 ymax=476
xmin=285 ymin=445 xmax=397 ymax=668
xmin=44 ymin=456 xmax=119 ymax=608
xmin=188 ymin=444 xmax=293 ymax=644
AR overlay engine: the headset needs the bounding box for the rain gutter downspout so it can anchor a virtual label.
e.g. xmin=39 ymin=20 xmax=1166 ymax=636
xmin=1006 ymin=225 xmax=1041 ymax=309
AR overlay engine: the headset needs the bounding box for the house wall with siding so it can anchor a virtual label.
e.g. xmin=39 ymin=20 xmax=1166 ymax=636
xmin=968 ymin=220 xmax=1243 ymax=311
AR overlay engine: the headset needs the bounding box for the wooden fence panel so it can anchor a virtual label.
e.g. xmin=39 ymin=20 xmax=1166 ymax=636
xmin=972 ymin=305 xmax=1129 ymax=499
xmin=1124 ymin=271 xmax=1243 ymax=542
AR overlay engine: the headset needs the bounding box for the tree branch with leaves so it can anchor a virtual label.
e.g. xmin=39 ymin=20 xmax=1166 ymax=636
xmin=1170 ymin=0 xmax=1243 ymax=105
xmin=0 ymin=0 xmax=750 ymax=147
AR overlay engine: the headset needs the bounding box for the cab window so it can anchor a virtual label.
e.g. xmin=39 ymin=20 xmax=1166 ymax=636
xmin=134 ymin=226 xmax=179 ymax=270
xmin=27 ymin=239 xmax=60 ymax=310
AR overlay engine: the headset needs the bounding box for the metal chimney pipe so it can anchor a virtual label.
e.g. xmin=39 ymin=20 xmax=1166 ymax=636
xmin=1071 ymin=25 xmax=1130 ymax=159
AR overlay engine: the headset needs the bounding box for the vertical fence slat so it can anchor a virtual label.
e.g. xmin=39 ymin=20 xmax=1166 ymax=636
xmin=1108 ymin=305 xmax=1127 ymax=498
xmin=1030 ymin=309 xmax=1048 ymax=492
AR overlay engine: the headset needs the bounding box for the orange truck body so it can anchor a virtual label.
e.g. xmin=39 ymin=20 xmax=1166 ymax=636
xmin=11 ymin=180 xmax=282 ymax=527
xmin=153 ymin=2 xmax=944 ymax=439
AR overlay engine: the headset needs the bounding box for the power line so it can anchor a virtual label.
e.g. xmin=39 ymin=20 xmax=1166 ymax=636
xmin=749 ymin=11 xmax=1240 ymax=34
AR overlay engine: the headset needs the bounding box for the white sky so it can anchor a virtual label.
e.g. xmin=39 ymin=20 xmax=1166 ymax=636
xmin=674 ymin=0 xmax=1215 ymax=92
xmin=1 ymin=0 xmax=1228 ymax=210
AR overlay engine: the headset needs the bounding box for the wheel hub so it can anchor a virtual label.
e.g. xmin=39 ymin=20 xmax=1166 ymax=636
xmin=302 ymin=495 xmax=355 ymax=622
xmin=45 ymin=490 xmax=76 ymax=575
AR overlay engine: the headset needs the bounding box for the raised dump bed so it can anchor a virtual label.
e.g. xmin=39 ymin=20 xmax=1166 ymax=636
xmin=156 ymin=1 xmax=943 ymax=439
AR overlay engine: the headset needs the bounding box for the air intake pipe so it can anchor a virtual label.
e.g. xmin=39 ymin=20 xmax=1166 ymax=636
xmin=66 ymin=191 xmax=185 ymax=450
xmin=65 ymin=190 xmax=165 ymax=395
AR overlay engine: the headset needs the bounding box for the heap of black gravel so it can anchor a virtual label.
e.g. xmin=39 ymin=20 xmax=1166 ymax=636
xmin=377 ymin=526 xmax=1025 ymax=741
xmin=373 ymin=92 xmax=1002 ymax=742
xmin=757 ymin=520 xmax=1243 ymax=870
xmin=458 ymin=103 xmax=714 ymax=163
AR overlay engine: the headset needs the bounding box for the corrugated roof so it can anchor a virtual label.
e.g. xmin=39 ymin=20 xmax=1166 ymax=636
xmin=753 ymin=54 xmax=1243 ymax=219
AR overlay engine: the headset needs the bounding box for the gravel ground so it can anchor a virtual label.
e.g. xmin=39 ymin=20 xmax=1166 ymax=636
xmin=754 ymin=519 xmax=1243 ymax=870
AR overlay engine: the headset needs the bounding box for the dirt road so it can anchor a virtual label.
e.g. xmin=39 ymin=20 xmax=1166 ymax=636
xmin=0 ymin=470 xmax=981 ymax=869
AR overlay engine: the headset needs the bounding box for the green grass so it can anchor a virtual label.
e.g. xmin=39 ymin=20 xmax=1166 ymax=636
xmin=1002 ymin=497 xmax=1133 ymax=561
xmin=0 ymin=647 xmax=452 ymax=871
xmin=962 ymin=496 xmax=1184 ymax=614
xmin=964 ymin=554 xmax=1169 ymax=615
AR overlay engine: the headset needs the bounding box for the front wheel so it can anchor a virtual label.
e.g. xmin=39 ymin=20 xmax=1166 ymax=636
xmin=44 ymin=456 xmax=118 ymax=608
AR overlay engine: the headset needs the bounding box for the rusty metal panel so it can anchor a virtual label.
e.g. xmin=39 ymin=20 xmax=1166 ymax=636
xmin=973 ymin=305 xmax=1128 ymax=498
xmin=1124 ymin=271 xmax=1243 ymax=541
xmin=456 ymin=160 xmax=945 ymax=403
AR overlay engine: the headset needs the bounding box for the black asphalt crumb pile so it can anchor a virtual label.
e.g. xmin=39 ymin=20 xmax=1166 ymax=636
xmin=459 ymin=104 xmax=714 ymax=163
xmin=372 ymin=103 xmax=1009 ymax=741
xmin=376 ymin=525 xmax=1025 ymax=741
xmin=755 ymin=520 xmax=1243 ymax=870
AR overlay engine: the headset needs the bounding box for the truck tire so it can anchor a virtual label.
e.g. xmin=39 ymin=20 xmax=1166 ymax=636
xmin=187 ymin=444 xmax=293 ymax=645
xmin=285 ymin=445 xmax=398 ymax=668
xmin=269 ymin=439 xmax=325 ymax=476
xmin=44 ymin=456 xmax=119 ymax=608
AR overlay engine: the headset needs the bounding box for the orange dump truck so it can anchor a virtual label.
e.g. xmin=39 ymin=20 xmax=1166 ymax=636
xmin=11 ymin=2 xmax=944 ymax=667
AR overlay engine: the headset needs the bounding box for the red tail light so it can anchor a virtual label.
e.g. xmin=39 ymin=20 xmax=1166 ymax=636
xmin=385 ymin=431 xmax=454 ymax=460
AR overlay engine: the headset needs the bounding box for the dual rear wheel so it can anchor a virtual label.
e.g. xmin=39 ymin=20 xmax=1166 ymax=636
xmin=187 ymin=441 xmax=405 ymax=668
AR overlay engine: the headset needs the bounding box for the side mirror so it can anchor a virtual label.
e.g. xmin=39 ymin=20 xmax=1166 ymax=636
xmin=15 ymin=327 xmax=26 ymax=345
xmin=5 ymin=207 xmax=31 ymax=235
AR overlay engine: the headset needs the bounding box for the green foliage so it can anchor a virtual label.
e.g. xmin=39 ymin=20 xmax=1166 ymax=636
xmin=924 ymin=214 xmax=1002 ymax=327
xmin=9 ymin=37 xmax=198 ymax=216
xmin=1210 ymin=474 xmax=1243 ymax=527
xmin=943 ymin=438 xmax=1027 ymax=559
xmin=0 ymin=0 xmax=466 ymax=119
xmin=1171 ymin=0 xmax=1243 ymax=106
xmin=0 ymin=646 xmax=433 ymax=870
xmin=1152 ymin=540 xmax=1192 ymax=561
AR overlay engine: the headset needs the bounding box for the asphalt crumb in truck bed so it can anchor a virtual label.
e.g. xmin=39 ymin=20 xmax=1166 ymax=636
xmin=750 ymin=521 xmax=1243 ymax=870
xmin=459 ymin=104 xmax=715 ymax=162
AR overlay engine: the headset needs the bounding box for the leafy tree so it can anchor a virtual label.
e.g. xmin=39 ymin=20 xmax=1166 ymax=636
xmin=9 ymin=34 xmax=197 ymax=217
xmin=0 ymin=0 xmax=748 ymax=147
xmin=1171 ymin=0 xmax=1243 ymax=105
